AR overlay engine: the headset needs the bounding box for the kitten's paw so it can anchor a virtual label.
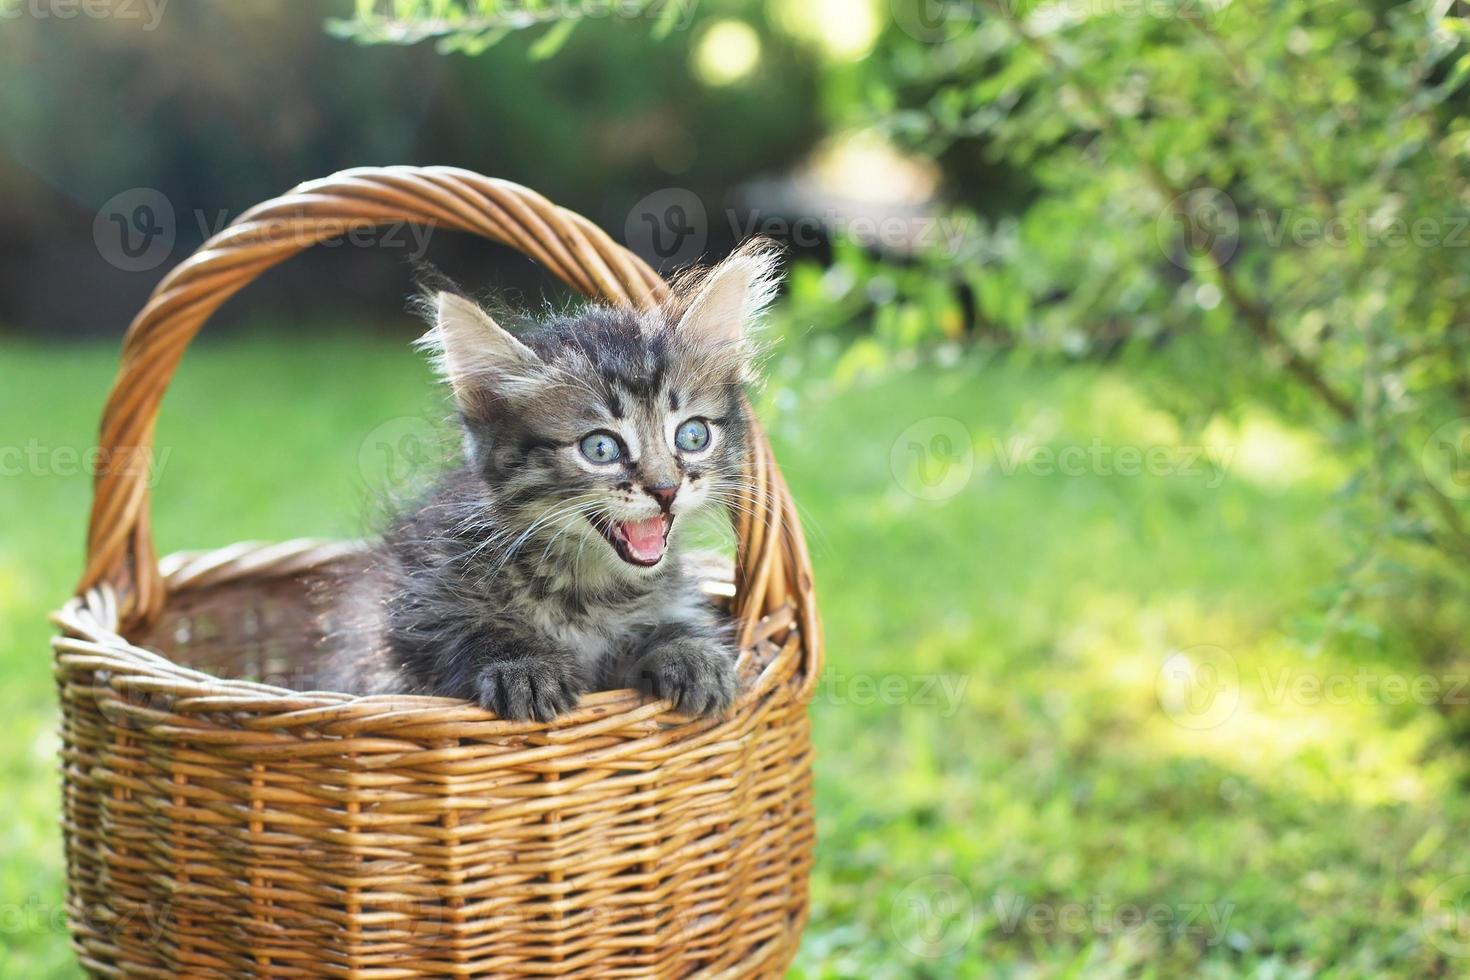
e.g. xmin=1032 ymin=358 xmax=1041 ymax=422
xmin=474 ymin=657 xmax=585 ymax=722
xmin=627 ymin=639 xmax=738 ymax=718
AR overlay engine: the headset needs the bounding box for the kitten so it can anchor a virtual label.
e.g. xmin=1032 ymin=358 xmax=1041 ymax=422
xmin=315 ymin=240 xmax=781 ymax=722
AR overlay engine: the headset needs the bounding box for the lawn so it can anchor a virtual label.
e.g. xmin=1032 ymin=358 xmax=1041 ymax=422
xmin=2 ymin=330 xmax=1468 ymax=977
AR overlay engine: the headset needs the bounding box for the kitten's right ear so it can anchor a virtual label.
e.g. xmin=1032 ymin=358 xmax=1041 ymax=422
xmin=416 ymin=292 xmax=541 ymax=418
xmin=673 ymin=238 xmax=783 ymax=351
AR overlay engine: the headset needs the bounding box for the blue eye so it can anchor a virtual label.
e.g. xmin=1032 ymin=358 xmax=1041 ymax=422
xmin=675 ymin=418 xmax=711 ymax=453
xmin=579 ymin=431 xmax=622 ymax=464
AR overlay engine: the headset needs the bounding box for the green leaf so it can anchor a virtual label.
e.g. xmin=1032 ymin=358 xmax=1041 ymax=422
xmin=652 ymin=0 xmax=690 ymax=40
xmin=528 ymin=18 xmax=578 ymax=60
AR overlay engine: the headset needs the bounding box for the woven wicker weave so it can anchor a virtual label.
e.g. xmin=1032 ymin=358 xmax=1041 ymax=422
xmin=51 ymin=167 xmax=821 ymax=978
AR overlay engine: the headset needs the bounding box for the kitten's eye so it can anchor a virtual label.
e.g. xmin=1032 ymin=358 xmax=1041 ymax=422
xmin=579 ymin=431 xmax=622 ymax=464
xmin=675 ymin=418 xmax=711 ymax=453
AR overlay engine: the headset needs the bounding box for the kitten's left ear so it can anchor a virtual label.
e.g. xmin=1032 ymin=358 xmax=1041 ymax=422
xmin=673 ymin=238 xmax=784 ymax=350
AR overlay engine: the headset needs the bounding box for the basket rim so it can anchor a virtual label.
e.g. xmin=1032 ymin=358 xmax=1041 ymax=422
xmin=53 ymin=537 xmax=809 ymax=737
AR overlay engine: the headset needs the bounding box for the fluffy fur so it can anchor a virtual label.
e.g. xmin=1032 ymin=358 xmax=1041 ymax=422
xmin=312 ymin=240 xmax=782 ymax=721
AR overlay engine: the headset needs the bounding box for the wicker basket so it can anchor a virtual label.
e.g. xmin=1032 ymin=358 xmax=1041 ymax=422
xmin=51 ymin=166 xmax=822 ymax=978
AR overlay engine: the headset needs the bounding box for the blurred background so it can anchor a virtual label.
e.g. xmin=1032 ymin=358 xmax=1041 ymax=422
xmin=6 ymin=0 xmax=1470 ymax=975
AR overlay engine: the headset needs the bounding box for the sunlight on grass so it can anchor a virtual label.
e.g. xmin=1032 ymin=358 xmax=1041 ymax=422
xmin=1204 ymin=413 xmax=1344 ymax=490
xmin=4 ymin=338 xmax=1469 ymax=976
xmin=1050 ymin=583 xmax=1466 ymax=810
xmin=1147 ymin=643 xmax=1465 ymax=809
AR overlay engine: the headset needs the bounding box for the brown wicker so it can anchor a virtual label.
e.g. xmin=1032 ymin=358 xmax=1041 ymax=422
xmin=51 ymin=166 xmax=822 ymax=978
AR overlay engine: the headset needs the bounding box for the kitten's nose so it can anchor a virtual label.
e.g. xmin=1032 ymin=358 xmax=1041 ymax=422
xmin=646 ymin=484 xmax=678 ymax=512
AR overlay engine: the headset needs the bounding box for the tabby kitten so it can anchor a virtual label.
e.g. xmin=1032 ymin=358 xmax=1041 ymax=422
xmin=317 ymin=241 xmax=781 ymax=721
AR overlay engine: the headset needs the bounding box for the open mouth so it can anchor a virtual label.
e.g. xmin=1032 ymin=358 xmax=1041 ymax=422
xmin=589 ymin=512 xmax=674 ymax=567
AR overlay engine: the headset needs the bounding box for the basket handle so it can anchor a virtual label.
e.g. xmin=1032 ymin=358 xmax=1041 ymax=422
xmin=79 ymin=166 xmax=821 ymax=682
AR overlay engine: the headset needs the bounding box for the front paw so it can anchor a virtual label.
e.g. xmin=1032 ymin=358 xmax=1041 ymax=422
xmin=474 ymin=656 xmax=585 ymax=722
xmin=626 ymin=639 xmax=738 ymax=718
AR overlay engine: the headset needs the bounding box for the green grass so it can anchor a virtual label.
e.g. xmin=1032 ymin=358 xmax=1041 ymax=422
xmin=2 ymin=331 xmax=1469 ymax=977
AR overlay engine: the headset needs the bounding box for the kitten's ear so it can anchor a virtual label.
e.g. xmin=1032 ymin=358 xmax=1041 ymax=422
xmin=673 ymin=238 xmax=783 ymax=350
xmin=417 ymin=292 xmax=540 ymax=417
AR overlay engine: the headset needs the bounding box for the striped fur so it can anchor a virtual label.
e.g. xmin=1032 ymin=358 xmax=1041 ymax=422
xmin=314 ymin=241 xmax=782 ymax=721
